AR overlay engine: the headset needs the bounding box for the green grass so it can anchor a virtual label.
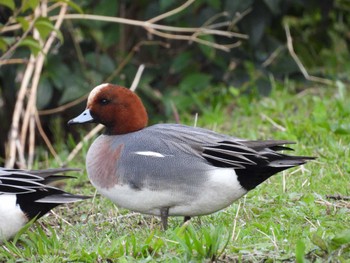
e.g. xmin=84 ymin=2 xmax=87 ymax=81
xmin=1 ymin=81 xmax=350 ymax=262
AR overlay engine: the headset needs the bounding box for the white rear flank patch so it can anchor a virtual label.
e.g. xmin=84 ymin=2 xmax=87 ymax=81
xmin=207 ymin=168 xmax=247 ymax=202
xmin=133 ymin=151 xmax=168 ymax=158
xmin=0 ymin=195 xmax=27 ymax=242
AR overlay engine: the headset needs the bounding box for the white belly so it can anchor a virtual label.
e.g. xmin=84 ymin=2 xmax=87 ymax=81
xmin=93 ymin=168 xmax=247 ymax=217
xmin=0 ymin=195 xmax=28 ymax=242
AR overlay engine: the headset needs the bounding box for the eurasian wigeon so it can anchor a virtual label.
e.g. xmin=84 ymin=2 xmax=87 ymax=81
xmin=68 ymin=83 xmax=314 ymax=229
xmin=0 ymin=167 xmax=89 ymax=241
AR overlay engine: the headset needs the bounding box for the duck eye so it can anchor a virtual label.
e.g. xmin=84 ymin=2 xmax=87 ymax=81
xmin=99 ymin=98 xmax=110 ymax=105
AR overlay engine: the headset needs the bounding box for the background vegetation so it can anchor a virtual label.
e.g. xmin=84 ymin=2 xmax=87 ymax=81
xmin=0 ymin=0 xmax=349 ymax=262
xmin=1 ymin=0 xmax=348 ymax=167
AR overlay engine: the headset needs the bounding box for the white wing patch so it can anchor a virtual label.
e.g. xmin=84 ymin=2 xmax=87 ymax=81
xmin=134 ymin=151 xmax=169 ymax=158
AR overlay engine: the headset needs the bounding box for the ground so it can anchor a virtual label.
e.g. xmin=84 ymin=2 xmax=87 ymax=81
xmin=1 ymin=82 xmax=349 ymax=262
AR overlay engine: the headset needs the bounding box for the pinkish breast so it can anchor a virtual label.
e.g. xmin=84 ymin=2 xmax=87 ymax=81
xmin=86 ymin=135 xmax=124 ymax=189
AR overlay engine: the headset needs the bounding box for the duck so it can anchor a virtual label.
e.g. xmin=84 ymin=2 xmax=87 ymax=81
xmin=0 ymin=167 xmax=89 ymax=241
xmin=68 ymin=83 xmax=314 ymax=229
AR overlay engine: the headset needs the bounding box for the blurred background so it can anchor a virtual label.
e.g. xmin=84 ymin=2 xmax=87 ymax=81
xmin=0 ymin=0 xmax=348 ymax=167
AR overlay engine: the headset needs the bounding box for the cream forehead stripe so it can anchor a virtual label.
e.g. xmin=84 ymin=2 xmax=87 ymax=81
xmin=87 ymin=83 xmax=109 ymax=104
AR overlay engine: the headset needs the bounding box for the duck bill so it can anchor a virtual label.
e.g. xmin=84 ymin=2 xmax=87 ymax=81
xmin=68 ymin=109 xmax=94 ymax=125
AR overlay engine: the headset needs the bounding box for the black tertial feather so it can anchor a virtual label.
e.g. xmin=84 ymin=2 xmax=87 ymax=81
xmin=0 ymin=168 xmax=79 ymax=194
xmin=16 ymin=188 xmax=89 ymax=220
xmin=0 ymin=167 xmax=90 ymax=220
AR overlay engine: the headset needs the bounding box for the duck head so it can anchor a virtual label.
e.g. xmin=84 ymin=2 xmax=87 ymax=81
xmin=68 ymin=83 xmax=148 ymax=135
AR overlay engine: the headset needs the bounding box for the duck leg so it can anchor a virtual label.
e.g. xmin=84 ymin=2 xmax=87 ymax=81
xmin=160 ymin=207 xmax=169 ymax=230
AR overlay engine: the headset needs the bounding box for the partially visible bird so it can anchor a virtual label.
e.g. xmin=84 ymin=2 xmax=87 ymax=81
xmin=0 ymin=167 xmax=89 ymax=241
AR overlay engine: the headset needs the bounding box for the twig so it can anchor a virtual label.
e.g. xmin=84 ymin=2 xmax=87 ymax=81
xmin=260 ymin=113 xmax=286 ymax=132
xmin=282 ymin=171 xmax=286 ymax=193
xmin=64 ymin=124 xmax=104 ymax=165
xmin=201 ymin=12 xmax=229 ymax=29
xmin=5 ymin=3 xmax=68 ymax=168
xmin=46 ymin=2 xmax=61 ymax=13
xmin=289 ymin=165 xmax=311 ymax=176
xmin=66 ymin=19 xmax=87 ymax=72
xmin=5 ymin=54 xmax=36 ymax=168
xmin=0 ymin=58 xmax=28 ymax=65
xmin=192 ymin=12 xmax=232 ymax=41
xmin=2 ymin=14 xmax=245 ymax=40
xmin=170 ymin=101 xmax=180 ymax=124
xmin=256 ymin=228 xmax=279 ymax=251
xmin=27 ymin=3 xmax=68 ymax=168
xmin=206 ymin=21 xmax=248 ymax=39
xmin=193 ymin=113 xmax=198 ymax=127
xmin=20 ymin=5 xmax=43 ymax=147
xmin=0 ymin=12 xmax=241 ymax=46
xmin=5 ymin=4 xmax=41 ymax=168
xmin=105 ymin=42 xmax=144 ymax=83
xmin=38 ymin=94 xmax=89 ymax=115
xmin=48 ymin=14 xmax=243 ymax=38
xmin=147 ymin=0 xmax=195 ymax=24
xmin=146 ymin=27 xmax=232 ymax=51
xmin=229 ymin=8 xmax=252 ymax=31
xmin=304 ymin=216 xmax=317 ymax=229
xmin=105 ymin=40 xmax=168 ymax=84
xmin=326 ymin=195 xmax=350 ymax=201
xmin=0 ymin=9 xmax=36 ymax=64
xmin=262 ymin=46 xmax=284 ymax=67
xmin=231 ymin=202 xmax=241 ymax=242
xmin=130 ymin=64 xmax=145 ymax=92
xmin=15 ymin=139 xmax=26 ymax=168
xmin=315 ymin=199 xmax=350 ymax=209
xmin=284 ymin=23 xmax=333 ymax=86
xmin=192 ymin=19 xmax=245 ymax=45
xmin=27 ymin=113 xmax=35 ymax=169
xmin=34 ymin=110 xmax=62 ymax=166
xmin=50 ymin=210 xmax=73 ymax=226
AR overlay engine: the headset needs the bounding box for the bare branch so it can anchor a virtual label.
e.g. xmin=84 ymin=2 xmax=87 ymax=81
xmin=146 ymin=27 xmax=232 ymax=52
xmin=130 ymin=64 xmax=145 ymax=92
xmin=284 ymin=23 xmax=333 ymax=86
xmin=5 ymin=55 xmax=36 ymax=168
xmin=65 ymin=124 xmax=104 ymax=165
xmin=105 ymin=40 xmax=169 ymax=83
xmin=229 ymin=8 xmax=252 ymax=31
xmin=27 ymin=114 xmax=35 ymax=169
xmin=0 ymin=59 xmax=28 ymax=65
xmin=34 ymin=110 xmax=63 ymax=166
xmin=5 ymin=3 xmax=68 ymax=168
xmin=231 ymin=202 xmax=242 ymax=242
xmin=260 ymin=113 xmax=286 ymax=132
xmin=38 ymin=94 xmax=88 ymax=115
xmin=48 ymin=14 xmax=244 ymax=38
xmin=0 ymin=20 xmax=36 ymax=63
xmin=262 ymin=46 xmax=284 ymax=68
xmin=147 ymin=0 xmax=195 ymax=24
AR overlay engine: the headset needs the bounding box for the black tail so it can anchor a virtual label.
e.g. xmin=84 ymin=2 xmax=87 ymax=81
xmin=202 ymin=140 xmax=315 ymax=191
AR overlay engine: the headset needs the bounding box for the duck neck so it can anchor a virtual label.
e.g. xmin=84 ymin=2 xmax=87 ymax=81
xmin=104 ymin=105 xmax=148 ymax=135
